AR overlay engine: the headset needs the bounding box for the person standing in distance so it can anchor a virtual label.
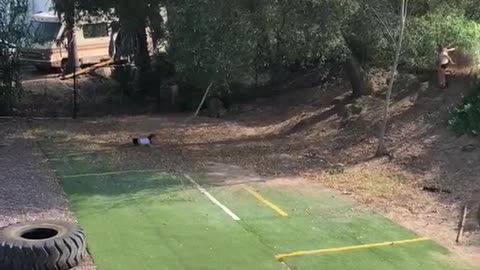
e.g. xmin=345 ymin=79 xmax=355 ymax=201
xmin=437 ymin=45 xmax=456 ymax=89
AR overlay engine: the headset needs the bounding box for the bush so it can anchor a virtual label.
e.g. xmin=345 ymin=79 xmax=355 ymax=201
xmin=0 ymin=0 xmax=29 ymax=113
xmin=404 ymin=10 xmax=480 ymax=68
xmin=152 ymin=53 xmax=175 ymax=80
xmin=449 ymin=82 xmax=480 ymax=136
xmin=165 ymin=0 xmax=480 ymax=95
xmin=110 ymin=65 xmax=136 ymax=98
xmin=167 ymin=0 xmax=352 ymax=91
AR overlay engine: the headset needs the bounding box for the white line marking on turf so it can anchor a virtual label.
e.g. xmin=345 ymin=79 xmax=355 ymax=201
xmin=184 ymin=174 xmax=240 ymax=221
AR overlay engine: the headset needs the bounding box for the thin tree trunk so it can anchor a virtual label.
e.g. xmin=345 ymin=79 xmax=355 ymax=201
xmin=147 ymin=4 xmax=164 ymax=53
xmin=133 ymin=20 xmax=151 ymax=91
xmin=376 ymin=0 xmax=408 ymax=156
xmin=135 ymin=21 xmax=151 ymax=72
xmin=64 ymin=5 xmax=79 ymax=74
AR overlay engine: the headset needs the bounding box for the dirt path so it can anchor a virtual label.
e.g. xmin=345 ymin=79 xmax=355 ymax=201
xmin=0 ymin=119 xmax=95 ymax=270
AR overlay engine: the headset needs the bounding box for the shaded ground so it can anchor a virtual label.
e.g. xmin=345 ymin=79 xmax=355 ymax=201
xmin=15 ymin=67 xmax=154 ymax=117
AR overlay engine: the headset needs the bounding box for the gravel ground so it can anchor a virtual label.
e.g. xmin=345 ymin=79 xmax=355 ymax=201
xmin=0 ymin=119 xmax=95 ymax=270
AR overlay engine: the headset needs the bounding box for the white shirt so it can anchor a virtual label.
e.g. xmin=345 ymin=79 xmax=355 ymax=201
xmin=138 ymin=138 xmax=150 ymax=145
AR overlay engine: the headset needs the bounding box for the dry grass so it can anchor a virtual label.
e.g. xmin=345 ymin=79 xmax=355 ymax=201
xmin=306 ymin=162 xmax=411 ymax=199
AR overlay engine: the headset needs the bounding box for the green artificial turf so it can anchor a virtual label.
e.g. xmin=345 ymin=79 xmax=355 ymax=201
xmin=53 ymin=171 xmax=281 ymax=269
xmin=209 ymin=183 xmax=474 ymax=270
xmin=42 ymin=143 xmax=476 ymax=270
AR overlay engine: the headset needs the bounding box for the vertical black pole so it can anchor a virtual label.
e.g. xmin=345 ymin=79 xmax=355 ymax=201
xmin=71 ymin=4 xmax=78 ymax=119
xmin=73 ymin=66 xmax=77 ymax=119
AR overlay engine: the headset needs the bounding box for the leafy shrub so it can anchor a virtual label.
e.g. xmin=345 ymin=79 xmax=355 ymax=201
xmin=167 ymin=0 xmax=353 ymax=90
xmin=152 ymin=53 xmax=175 ymax=80
xmin=449 ymin=82 xmax=480 ymax=136
xmin=404 ymin=10 xmax=480 ymax=68
xmin=111 ymin=65 xmax=136 ymax=98
xmin=0 ymin=0 xmax=28 ymax=113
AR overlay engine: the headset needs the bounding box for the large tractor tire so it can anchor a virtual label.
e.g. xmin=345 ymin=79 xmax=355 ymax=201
xmin=0 ymin=220 xmax=86 ymax=270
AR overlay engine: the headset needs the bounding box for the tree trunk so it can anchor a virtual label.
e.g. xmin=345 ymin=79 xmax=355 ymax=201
xmin=133 ymin=21 xmax=151 ymax=91
xmin=64 ymin=5 xmax=78 ymax=74
xmin=344 ymin=55 xmax=372 ymax=98
xmin=147 ymin=4 xmax=164 ymax=53
xmin=376 ymin=0 xmax=408 ymax=156
xmin=135 ymin=21 xmax=151 ymax=73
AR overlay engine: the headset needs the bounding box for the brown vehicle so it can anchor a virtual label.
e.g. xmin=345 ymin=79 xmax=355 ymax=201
xmin=21 ymin=12 xmax=112 ymax=71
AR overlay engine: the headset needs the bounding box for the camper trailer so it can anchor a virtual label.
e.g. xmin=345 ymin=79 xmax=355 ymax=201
xmin=21 ymin=12 xmax=112 ymax=71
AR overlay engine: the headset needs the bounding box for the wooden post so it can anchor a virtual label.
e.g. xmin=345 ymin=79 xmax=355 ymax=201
xmin=73 ymin=63 xmax=77 ymax=119
xmin=194 ymin=82 xmax=214 ymax=117
xmin=456 ymin=204 xmax=468 ymax=243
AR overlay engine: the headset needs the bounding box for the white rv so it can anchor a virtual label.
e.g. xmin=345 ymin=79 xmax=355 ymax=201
xmin=21 ymin=12 xmax=112 ymax=71
xmin=21 ymin=8 xmax=166 ymax=72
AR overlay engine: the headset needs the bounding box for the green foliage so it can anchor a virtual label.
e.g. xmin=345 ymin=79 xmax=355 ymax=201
xmin=152 ymin=53 xmax=175 ymax=80
xmin=109 ymin=54 xmax=174 ymax=104
xmin=342 ymin=1 xmax=397 ymax=66
xmin=342 ymin=1 xmax=480 ymax=69
xmin=110 ymin=65 xmax=136 ymax=99
xmin=167 ymin=0 xmax=355 ymax=93
xmin=0 ymin=0 xmax=28 ymax=113
xmin=449 ymin=82 xmax=480 ymax=136
xmin=168 ymin=0 xmax=255 ymax=89
xmin=340 ymin=1 xmax=480 ymax=70
xmin=404 ymin=9 xmax=480 ymax=68
xmin=52 ymin=0 xmax=480 ymax=109
xmin=164 ymin=0 xmax=480 ymax=103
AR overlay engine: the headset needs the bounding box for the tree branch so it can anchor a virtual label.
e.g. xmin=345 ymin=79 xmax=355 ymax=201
xmin=365 ymin=2 xmax=396 ymax=46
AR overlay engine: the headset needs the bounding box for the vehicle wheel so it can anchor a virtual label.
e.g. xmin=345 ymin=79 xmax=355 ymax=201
xmin=0 ymin=220 xmax=87 ymax=270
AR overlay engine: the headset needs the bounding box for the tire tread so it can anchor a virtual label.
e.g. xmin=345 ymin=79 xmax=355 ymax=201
xmin=0 ymin=221 xmax=87 ymax=270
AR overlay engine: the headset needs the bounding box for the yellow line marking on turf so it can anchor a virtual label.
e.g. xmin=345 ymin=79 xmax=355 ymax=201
xmin=244 ymin=187 xmax=288 ymax=217
xmin=60 ymin=169 xmax=161 ymax=179
xmin=275 ymin=237 xmax=431 ymax=260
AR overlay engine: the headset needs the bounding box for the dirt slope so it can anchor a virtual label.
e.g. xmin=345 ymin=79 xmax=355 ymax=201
xmin=219 ymin=68 xmax=480 ymax=265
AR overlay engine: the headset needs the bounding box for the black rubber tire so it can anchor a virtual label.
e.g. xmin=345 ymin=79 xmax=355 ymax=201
xmin=0 ymin=220 xmax=86 ymax=270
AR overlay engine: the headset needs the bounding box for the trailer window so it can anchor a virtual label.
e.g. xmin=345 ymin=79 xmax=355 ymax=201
xmin=29 ymin=21 xmax=61 ymax=43
xmin=83 ymin=23 xmax=109 ymax=39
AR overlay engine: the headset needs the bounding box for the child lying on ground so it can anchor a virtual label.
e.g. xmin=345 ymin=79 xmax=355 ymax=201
xmin=132 ymin=134 xmax=155 ymax=146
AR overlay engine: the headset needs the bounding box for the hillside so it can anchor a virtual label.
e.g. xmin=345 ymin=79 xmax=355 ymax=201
xmin=213 ymin=67 xmax=480 ymax=264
